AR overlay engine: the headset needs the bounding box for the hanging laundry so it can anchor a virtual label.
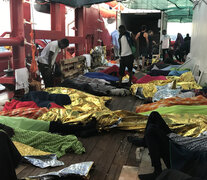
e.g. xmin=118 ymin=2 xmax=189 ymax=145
xmin=15 ymin=67 xmax=29 ymax=91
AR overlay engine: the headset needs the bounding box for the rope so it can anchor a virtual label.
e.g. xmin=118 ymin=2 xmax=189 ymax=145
xmin=29 ymin=2 xmax=38 ymax=78
xmin=29 ymin=31 xmax=38 ymax=78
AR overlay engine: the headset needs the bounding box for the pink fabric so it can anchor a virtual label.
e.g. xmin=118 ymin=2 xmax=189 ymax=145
xmin=136 ymin=75 xmax=167 ymax=84
xmin=101 ymin=65 xmax=138 ymax=83
xmin=3 ymin=99 xmax=38 ymax=111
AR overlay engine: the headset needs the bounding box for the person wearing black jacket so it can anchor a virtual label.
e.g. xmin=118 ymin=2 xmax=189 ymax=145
xmin=128 ymin=111 xmax=207 ymax=180
xmin=135 ymin=25 xmax=149 ymax=70
xmin=0 ymin=124 xmax=22 ymax=180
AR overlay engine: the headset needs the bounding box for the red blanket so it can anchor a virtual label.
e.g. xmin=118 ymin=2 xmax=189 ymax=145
xmin=3 ymin=99 xmax=38 ymax=111
xmin=136 ymin=75 xmax=167 ymax=84
xmin=0 ymin=107 xmax=49 ymax=119
xmin=3 ymin=99 xmax=64 ymax=111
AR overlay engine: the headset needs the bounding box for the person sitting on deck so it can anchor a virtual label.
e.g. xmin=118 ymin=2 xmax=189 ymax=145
xmin=37 ymin=39 xmax=69 ymax=88
xmin=127 ymin=111 xmax=207 ymax=180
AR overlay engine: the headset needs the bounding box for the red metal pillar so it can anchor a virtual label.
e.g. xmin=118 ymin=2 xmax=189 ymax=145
xmin=23 ymin=2 xmax=32 ymax=58
xmin=51 ymin=3 xmax=65 ymax=37
xmin=0 ymin=37 xmax=24 ymax=46
xmin=50 ymin=3 xmax=66 ymax=60
xmin=10 ymin=0 xmax=25 ymax=69
xmin=75 ymin=7 xmax=85 ymax=56
xmin=35 ymin=3 xmax=65 ymax=41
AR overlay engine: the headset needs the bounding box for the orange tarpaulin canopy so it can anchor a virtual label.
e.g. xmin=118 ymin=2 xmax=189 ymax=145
xmin=100 ymin=7 xmax=116 ymax=18
xmin=106 ymin=1 xmax=124 ymax=10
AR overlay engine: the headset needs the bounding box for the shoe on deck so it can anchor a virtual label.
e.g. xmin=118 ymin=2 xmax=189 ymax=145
xmin=127 ymin=136 xmax=145 ymax=147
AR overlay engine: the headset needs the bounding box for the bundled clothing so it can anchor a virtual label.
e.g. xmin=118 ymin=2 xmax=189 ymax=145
xmin=60 ymin=77 xmax=130 ymax=96
xmin=147 ymin=69 xmax=170 ymax=76
xmin=147 ymin=63 xmax=171 ymax=71
xmin=60 ymin=78 xmax=107 ymax=96
xmin=74 ymin=75 xmax=110 ymax=85
xmin=169 ymin=134 xmax=207 ymax=179
xmin=21 ymin=91 xmax=71 ymax=108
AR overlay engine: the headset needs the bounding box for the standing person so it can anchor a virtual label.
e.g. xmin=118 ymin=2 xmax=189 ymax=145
xmin=38 ymin=38 xmax=69 ymax=88
xmin=118 ymin=25 xmax=135 ymax=86
xmin=174 ymin=33 xmax=184 ymax=62
xmin=147 ymin=30 xmax=154 ymax=66
xmin=160 ymin=30 xmax=171 ymax=62
xmin=184 ymin=33 xmax=191 ymax=42
xmin=180 ymin=36 xmax=191 ymax=62
xmin=111 ymin=29 xmax=120 ymax=60
xmin=135 ymin=25 xmax=149 ymax=70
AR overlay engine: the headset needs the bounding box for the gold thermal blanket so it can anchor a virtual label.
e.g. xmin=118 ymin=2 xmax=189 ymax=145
xmin=36 ymin=87 xmax=207 ymax=137
xmin=13 ymin=141 xmax=51 ymax=156
xmin=131 ymin=72 xmax=202 ymax=97
xmin=162 ymin=113 xmax=207 ymax=137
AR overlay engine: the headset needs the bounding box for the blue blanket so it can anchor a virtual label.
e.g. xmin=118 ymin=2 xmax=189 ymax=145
xmin=168 ymin=70 xmax=189 ymax=76
xmin=84 ymin=72 xmax=119 ymax=82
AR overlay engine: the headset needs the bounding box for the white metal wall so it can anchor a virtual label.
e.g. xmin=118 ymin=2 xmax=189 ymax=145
xmin=191 ymin=1 xmax=207 ymax=72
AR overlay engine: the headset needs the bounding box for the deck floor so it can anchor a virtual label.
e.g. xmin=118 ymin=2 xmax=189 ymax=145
xmin=16 ymin=95 xmax=145 ymax=179
xmin=0 ymin=72 xmax=148 ymax=179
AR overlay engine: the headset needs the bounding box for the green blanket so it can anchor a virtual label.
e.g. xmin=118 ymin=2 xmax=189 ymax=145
xmin=12 ymin=128 xmax=85 ymax=158
xmin=140 ymin=105 xmax=207 ymax=116
xmin=0 ymin=116 xmax=50 ymax=132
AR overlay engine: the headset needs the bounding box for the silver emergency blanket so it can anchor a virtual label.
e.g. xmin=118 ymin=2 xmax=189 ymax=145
xmin=135 ymin=87 xmax=145 ymax=100
xmin=176 ymin=91 xmax=195 ymax=98
xmin=108 ymin=117 xmax=122 ymax=129
xmin=152 ymin=83 xmax=181 ymax=102
xmin=28 ymin=161 xmax=94 ymax=179
xmin=23 ymin=154 xmax=64 ymax=168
